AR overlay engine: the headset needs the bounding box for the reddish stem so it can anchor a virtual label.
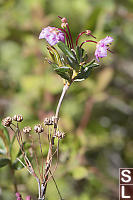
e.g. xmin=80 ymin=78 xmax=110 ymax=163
xmin=66 ymin=23 xmax=74 ymax=49
xmin=80 ymin=40 xmax=97 ymax=48
xmin=76 ymin=31 xmax=96 ymax=46
xmin=58 ymin=16 xmax=62 ymax=19
xmin=58 ymin=28 xmax=71 ymax=48
xmin=76 ymin=31 xmax=86 ymax=46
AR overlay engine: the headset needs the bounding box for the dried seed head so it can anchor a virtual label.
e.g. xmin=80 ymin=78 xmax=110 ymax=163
xmin=2 ymin=116 xmax=12 ymax=127
xmin=34 ymin=124 xmax=44 ymax=133
xmin=23 ymin=126 xmax=32 ymax=134
xmin=44 ymin=116 xmax=54 ymax=126
xmin=44 ymin=116 xmax=58 ymax=126
xmin=54 ymin=130 xmax=65 ymax=139
xmin=13 ymin=115 xmax=23 ymax=122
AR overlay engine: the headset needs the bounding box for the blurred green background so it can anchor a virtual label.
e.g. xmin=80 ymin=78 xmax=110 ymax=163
xmin=0 ymin=0 xmax=133 ymax=199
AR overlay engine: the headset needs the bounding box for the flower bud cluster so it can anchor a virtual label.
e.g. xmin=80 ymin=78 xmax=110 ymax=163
xmin=23 ymin=126 xmax=32 ymax=134
xmin=13 ymin=115 xmax=23 ymax=122
xmin=44 ymin=116 xmax=56 ymax=126
xmin=2 ymin=116 xmax=12 ymax=127
xmin=54 ymin=130 xmax=65 ymax=139
xmin=39 ymin=26 xmax=65 ymax=46
xmin=34 ymin=124 xmax=44 ymax=133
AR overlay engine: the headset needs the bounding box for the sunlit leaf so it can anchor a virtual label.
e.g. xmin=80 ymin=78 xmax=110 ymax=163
xmin=47 ymin=45 xmax=62 ymax=66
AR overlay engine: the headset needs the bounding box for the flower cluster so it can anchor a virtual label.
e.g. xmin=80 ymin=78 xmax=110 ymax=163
xmin=95 ymin=36 xmax=114 ymax=61
xmin=39 ymin=26 xmax=65 ymax=46
xmin=39 ymin=16 xmax=113 ymax=62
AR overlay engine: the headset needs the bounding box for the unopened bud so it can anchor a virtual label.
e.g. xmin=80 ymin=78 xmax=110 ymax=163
xmin=34 ymin=124 xmax=44 ymax=133
xmin=86 ymin=30 xmax=91 ymax=35
xmin=61 ymin=22 xmax=67 ymax=28
xmin=23 ymin=126 xmax=32 ymax=134
xmin=61 ymin=17 xmax=67 ymax=23
xmin=13 ymin=115 xmax=23 ymax=122
xmin=2 ymin=116 xmax=12 ymax=127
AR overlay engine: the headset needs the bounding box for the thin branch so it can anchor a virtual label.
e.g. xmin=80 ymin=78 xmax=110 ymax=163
xmin=38 ymin=133 xmax=44 ymax=181
xmin=49 ymin=170 xmax=64 ymax=200
xmin=30 ymin=134 xmax=42 ymax=181
xmin=17 ymin=158 xmax=32 ymax=174
xmin=43 ymin=139 xmax=59 ymax=187
xmin=10 ymin=126 xmax=38 ymax=179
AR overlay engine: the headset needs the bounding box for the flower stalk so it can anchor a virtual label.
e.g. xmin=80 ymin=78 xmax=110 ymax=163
xmin=55 ymin=83 xmax=70 ymax=119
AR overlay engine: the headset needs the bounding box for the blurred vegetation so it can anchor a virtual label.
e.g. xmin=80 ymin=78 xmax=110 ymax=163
xmin=0 ymin=0 xmax=133 ymax=199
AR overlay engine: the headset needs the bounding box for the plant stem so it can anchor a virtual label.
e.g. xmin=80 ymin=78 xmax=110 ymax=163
xmin=55 ymin=83 xmax=70 ymax=119
xmin=42 ymin=83 xmax=70 ymax=199
xmin=50 ymin=170 xmax=63 ymax=200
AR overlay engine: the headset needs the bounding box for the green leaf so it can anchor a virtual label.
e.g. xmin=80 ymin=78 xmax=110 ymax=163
xmin=58 ymin=42 xmax=75 ymax=60
xmin=47 ymin=45 xmax=62 ymax=66
xmin=58 ymin=42 xmax=80 ymax=71
xmin=0 ymin=158 xmax=10 ymax=168
xmin=74 ymin=60 xmax=99 ymax=81
xmin=83 ymin=53 xmax=88 ymax=62
xmin=54 ymin=66 xmax=72 ymax=81
xmin=76 ymin=46 xmax=85 ymax=63
xmin=82 ymin=59 xmax=99 ymax=69
xmin=66 ymin=56 xmax=79 ymax=72
xmin=0 ymin=137 xmax=7 ymax=155
xmin=50 ymin=63 xmax=59 ymax=70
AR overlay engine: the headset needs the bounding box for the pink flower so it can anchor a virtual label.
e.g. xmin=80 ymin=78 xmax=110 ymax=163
xmin=16 ymin=193 xmax=21 ymax=198
xmin=39 ymin=26 xmax=65 ymax=46
xmin=26 ymin=196 xmax=31 ymax=200
xmin=95 ymin=36 xmax=113 ymax=61
xmin=17 ymin=198 xmax=22 ymax=200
